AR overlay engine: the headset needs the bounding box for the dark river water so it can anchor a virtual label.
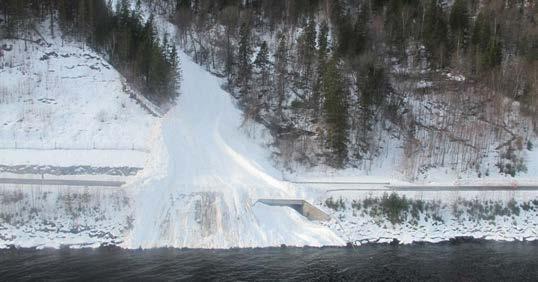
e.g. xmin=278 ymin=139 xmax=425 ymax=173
xmin=0 ymin=240 xmax=536 ymax=281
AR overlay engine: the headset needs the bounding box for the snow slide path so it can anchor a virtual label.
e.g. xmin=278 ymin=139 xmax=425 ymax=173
xmin=124 ymin=53 xmax=344 ymax=248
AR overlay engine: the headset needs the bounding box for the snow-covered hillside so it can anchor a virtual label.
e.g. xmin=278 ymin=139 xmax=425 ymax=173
xmin=0 ymin=49 xmax=346 ymax=249
xmin=0 ymin=15 xmax=345 ymax=248
xmin=123 ymin=49 xmax=344 ymax=248
xmin=1 ymin=2 xmax=537 ymax=250
xmin=0 ymin=21 xmax=157 ymax=168
xmin=139 ymin=0 xmax=538 ymax=184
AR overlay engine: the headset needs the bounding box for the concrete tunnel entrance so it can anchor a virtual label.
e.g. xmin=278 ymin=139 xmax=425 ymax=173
xmin=256 ymin=199 xmax=331 ymax=221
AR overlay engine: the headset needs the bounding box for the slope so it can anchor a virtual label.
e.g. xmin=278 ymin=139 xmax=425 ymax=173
xmin=124 ymin=51 xmax=344 ymax=248
xmin=0 ymin=20 xmax=156 ymax=169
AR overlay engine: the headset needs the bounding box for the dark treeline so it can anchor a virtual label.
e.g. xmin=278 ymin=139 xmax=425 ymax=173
xmin=0 ymin=0 xmax=180 ymax=107
xmin=153 ymin=0 xmax=536 ymax=169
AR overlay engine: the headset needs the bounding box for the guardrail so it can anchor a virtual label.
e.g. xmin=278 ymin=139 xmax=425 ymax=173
xmin=325 ymin=185 xmax=538 ymax=192
xmin=290 ymin=181 xmax=391 ymax=185
xmin=0 ymin=177 xmax=125 ymax=187
xmin=0 ymin=144 xmax=150 ymax=153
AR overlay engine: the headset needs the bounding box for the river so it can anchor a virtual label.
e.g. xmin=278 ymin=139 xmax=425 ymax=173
xmin=0 ymin=240 xmax=536 ymax=281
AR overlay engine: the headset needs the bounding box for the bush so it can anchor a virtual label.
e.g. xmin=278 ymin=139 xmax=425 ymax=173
xmin=380 ymin=193 xmax=410 ymax=225
xmin=507 ymin=199 xmax=520 ymax=216
xmin=351 ymin=200 xmax=361 ymax=210
xmin=410 ymin=199 xmax=425 ymax=219
xmin=520 ymin=201 xmax=532 ymax=211
xmin=362 ymin=197 xmax=378 ymax=209
xmin=325 ymin=197 xmax=346 ymax=211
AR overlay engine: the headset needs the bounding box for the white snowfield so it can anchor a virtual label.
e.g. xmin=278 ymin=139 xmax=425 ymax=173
xmin=0 ymin=23 xmax=155 ymax=168
xmin=123 ymin=52 xmax=344 ymax=248
xmin=0 ymin=49 xmax=345 ymax=249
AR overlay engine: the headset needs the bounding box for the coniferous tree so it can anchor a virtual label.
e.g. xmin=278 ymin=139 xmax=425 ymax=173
xmin=471 ymin=12 xmax=491 ymax=51
xmin=274 ymin=34 xmax=288 ymax=117
xmin=49 ymin=0 xmax=55 ymax=39
xmin=362 ymin=61 xmax=387 ymax=108
xmin=449 ymin=0 xmax=470 ymax=52
xmin=169 ymin=44 xmax=181 ymax=83
xmin=176 ymin=0 xmax=191 ymax=10
xmin=331 ymin=0 xmax=354 ymax=57
xmin=322 ymin=58 xmax=348 ymax=168
xmin=482 ymin=36 xmax=502 ymax=70
xmin=296 ymin=17 xmax=317 ymax=101
xmin=313 ymin=21 xmax=329 ymax=113
xmin=423 ymin=0 xmax=449 ymax=67
xmin=471 ymin=11 xmax=503 ymax=73
xmin=317 ymin=21 xmax=329 ymax=65
xmin=385 ymin=0 xmax=405 ymax=52
xmin=237 ymin=22 xmax=253 ymax=106
xmin=353 ymin=3 xmax=370 ymax=56
xmin=355 ymin=56 xmax=388 ymax=156
xmin=4 ymin=0 xmax=25 ymax=37
xmin=254 ymin=41 xmax=271 ymax=106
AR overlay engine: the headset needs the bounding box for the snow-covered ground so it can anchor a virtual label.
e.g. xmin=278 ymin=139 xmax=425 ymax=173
xmin=0 ymin=22 xmax=157 ymax=169
xmin=0 ymin=149 xmax=146 ymax=168
xmin=1 ymin=7 xmax=537 ymax=249
xmin=319 ymin=190 xmax=537 ymax=245
xmin=0 ymin=184 xmax=132 ymax=249
xmin=0 ymin=33 xmax=346 ymax=248
xmin=122 ymin=51 xmax=344 ymax=248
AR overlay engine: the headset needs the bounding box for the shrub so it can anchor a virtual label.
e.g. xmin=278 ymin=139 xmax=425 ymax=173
xmin=325 ymin=197 xmax=346 ymax=211
xmin=410 ymin=199 xmax=425 ymax=220
xmin=520 ymin=201 xmax=532 ymax=211
xmin=507 ymin=199 xmax=520 ymax=216
xmin=380 ymin=193 xmax=410 ymax=224
xmin=351 ymin=200 xmax=361 ymax=210
xmin=362 ymin=197 xmax=378 ymax=209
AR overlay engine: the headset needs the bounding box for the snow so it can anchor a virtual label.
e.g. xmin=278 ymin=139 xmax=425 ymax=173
xmin=0 ymin=184 xmax=132 ymax=249
xmin=1 ymin=21 xmax=346 ymax=248
xmin=1 ymin=5 xmax=537 ymax=250
xmin=416 ymin=80 xmax=433 ymax=89
xmin=446 ymin=72 xmax=466 ymax=81
xmin=0 ymin=149 xmax=146 ymax=168
xmin=320 ymin=190 xmax=537 ymax=245
xmin=123 ymin=51 xmax=344 ymax=248
xmin=0 ymin=21 xmax=157 ymax=168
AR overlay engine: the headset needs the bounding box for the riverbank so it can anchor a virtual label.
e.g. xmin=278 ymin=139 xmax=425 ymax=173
xmin=318 ymin=190 xmax=537 ymax=245
xmin=1 ymin=182 xmax=536 ymax=249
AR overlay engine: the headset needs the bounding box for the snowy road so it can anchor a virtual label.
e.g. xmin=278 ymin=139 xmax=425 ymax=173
xmin=324 ymin=186 xmax=538 ymax=192
xmin=0 ymin=178 xmax=124 ymax=187
xmin=388 ymin=185 xmax=538 ymax=191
